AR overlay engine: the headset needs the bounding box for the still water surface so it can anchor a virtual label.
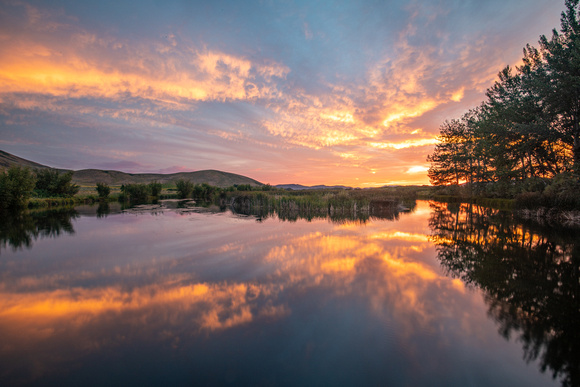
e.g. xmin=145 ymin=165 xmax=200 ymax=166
xmin=0 ymin=200 xmax=577 ymax=386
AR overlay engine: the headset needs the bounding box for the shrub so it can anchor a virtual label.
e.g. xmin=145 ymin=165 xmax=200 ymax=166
xmin=0 ymin=166 xmax=36 ymax=209
xmin=149 ymin=181 xmax=162 ymax=197
xmin=34 ymin=169 xmax=79 ymax=197
xmin=121 ymin=183 xmax=150 ymax=202
xmin=175 ymin=179 xmax=194 ymax=199
xmin=96 ymin=182 xmax=111 ymax=199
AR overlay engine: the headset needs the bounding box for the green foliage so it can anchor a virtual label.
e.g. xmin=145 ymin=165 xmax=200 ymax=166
xmin=121 ymin=183 xmax=150 ymax=203
xmin=235 ymin=184 xmax=253 ymax=191
xmin=149 ymin=181 xmax=162 ymax=197
xmin=34 ymin=169 xmax=80 ymax=198
xmin=515 ymin=173 xmax=580 ymax=210
xmin=192 ymin=182 xmax=220 ymax=201
xmin=0 ymin=166 xmax=37 ymax=209
xmin=96 ymin=182 xmax=111 ymax=199
xmin=427 ymin=1 xmax=580 ymax=207
xmin=175 ymin=179 xmax=194 ymax=199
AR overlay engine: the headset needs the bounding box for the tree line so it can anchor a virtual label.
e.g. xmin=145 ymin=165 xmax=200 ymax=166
xmin=428 ymin=0 xmax=580 ymax=208
xmin=0 ymin=166 xmax=79 ymax=209
xmin=0 ymin=165 xmax=272 ymax=209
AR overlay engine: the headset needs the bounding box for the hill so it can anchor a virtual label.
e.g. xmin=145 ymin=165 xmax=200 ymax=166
xmin=0 ymin=150 xmax=263 ymax=188
xmin=72 ymin=169 xmax=263 ymax=187
xmin=0 ymin=150 xmax=53 ymax=170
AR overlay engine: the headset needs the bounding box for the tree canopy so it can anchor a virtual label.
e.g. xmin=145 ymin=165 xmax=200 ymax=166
xmin=428 ymin=0 xmax=580 ymax=202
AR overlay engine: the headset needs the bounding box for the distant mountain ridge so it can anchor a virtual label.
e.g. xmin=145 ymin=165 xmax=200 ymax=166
xmin=0 ymin=150 xmax=263 ymax=187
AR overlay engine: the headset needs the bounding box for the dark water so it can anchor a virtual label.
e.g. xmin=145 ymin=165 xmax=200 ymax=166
xmin=0 ymin=200 xmax=578 ymax=386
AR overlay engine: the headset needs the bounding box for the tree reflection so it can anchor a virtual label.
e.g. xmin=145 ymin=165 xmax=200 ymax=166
xmin=429 ymin=201 xmax=580 ymax=387
xmin=0 ymin=208 xmax=78 ymax=253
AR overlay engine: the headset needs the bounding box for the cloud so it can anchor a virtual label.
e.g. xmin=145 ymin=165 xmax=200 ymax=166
xmin=0 ymin=4 xmax=289 ymax=107
xmin=406 ymin=165 xmax=430 ymax=174
xmin=0 ymin=0 xmax=565 ymax=186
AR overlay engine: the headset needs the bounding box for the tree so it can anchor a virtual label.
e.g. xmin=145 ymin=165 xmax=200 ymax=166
xmin=0 ymin=166 xmax=36 ymax=209
xmin=175 ymin=179 xmax=194 ymax=199
xmin=149 ymin=181 xmax=162 ymax=197
xmin=96 ymin=182 xmax=111 ymax=199
xmin=427 ymin=0 xmax=580 ymax=199
xmin=34 ymin=169 xmax=80 ymax=197
xmin=536 ymin=0 xmax=580 ymax=173
xmin=121 ymin=183 xmax=150 ymax=203
xmin=427 ymin=117 xmax=474 ymax=187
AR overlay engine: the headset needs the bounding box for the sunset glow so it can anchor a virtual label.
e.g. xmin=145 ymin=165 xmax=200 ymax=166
xmin=0 ymin=1 xmax=563 ymax=186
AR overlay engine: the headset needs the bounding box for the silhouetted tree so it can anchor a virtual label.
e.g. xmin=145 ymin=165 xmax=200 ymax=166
xmin=427 ymin=1 xmax=580 ymax=202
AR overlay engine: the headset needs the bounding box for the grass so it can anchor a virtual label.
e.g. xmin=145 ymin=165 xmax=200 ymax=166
xmin=223 ymin=188 xmax=414 ymax=222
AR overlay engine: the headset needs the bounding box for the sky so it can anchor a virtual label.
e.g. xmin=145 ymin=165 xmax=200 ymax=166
xmin=0 ymin=0 xmax=565 ymax=186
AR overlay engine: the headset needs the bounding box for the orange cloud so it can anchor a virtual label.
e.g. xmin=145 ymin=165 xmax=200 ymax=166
xmin=0 ymin=4 xmax=289 ymax=107
xmin=0 ymin=49 xmax=288 ymax=103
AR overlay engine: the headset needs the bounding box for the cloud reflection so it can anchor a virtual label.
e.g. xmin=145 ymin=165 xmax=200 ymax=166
xmin=0 ymin=203 xmax=467 ymax=349
xmin=1 ymin=202 xmax=547 ymax=385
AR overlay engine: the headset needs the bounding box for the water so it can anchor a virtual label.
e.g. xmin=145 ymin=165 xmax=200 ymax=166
xmin=0 ymin=200 xmax=577 ymax=386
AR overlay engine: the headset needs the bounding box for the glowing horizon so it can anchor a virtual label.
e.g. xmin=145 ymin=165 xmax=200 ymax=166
xmin=0 ymin=1 xmax=563 ymax=187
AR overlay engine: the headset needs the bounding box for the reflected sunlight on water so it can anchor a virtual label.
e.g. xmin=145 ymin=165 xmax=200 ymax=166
xmin=0 ymin=201 xmax=568 ymax=386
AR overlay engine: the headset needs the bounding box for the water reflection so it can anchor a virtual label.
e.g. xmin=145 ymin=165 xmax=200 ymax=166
xmin=0 ymin=208 xmax=78 ymax=253
xmin=0 ymin=201 xmax=563 ymax=386
xmin=230 ymin=197 xmax=415 ymax=223
xmin=429 ymin=201 xmax=580 ymax=387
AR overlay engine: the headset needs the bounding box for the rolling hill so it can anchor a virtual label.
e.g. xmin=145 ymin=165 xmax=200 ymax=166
xmin=0 ymin=150 xmax=54 ymax=170
xmin=0 ymin=150 xmax=263 ymax=187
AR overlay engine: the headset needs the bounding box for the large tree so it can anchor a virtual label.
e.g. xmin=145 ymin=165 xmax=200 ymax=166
xmin=536 ymin=0 xmax=580 ymax=173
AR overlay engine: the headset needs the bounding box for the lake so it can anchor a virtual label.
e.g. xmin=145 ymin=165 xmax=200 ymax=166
xmin=0 ymin=200 xmax=578 ymax=386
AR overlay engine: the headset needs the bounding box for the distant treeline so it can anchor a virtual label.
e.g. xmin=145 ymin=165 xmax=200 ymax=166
xmin=428 ymin=0 xmax=580 ymax=209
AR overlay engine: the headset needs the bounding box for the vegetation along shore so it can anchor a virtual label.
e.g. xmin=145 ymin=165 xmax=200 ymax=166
xmin=427 ymin=1 xmax=580 ymax=225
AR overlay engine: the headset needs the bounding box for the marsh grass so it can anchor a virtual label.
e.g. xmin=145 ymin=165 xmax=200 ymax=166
xmin=226 ymin=188 xmax=414 ymax=222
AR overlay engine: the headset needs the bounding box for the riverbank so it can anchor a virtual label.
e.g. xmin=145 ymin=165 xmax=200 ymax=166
xmin=426 ymin=193 xmax=580 ymax=228
xmin=515 ymin=207 xmax=580 ymax=227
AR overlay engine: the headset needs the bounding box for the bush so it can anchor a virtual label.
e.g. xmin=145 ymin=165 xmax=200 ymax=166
xmin=149 ymin=181 xmax=162 ymax=197
xmin=121 ymin=183 xmax=150 ymax=203
xmin=515 ymin=173 xmax=580 ymax=210
xmin=96 ymin=182 xmax=111 ymax=199
xmin=175 ymin=179 xmax=194 ymax=199
xmin=0 ymin=166 xmax=36 ymax=209
xmin=236 ymin=184 xmax=253 ymax=191
xmin=34 ymin=169 xmax=79 ymax=197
